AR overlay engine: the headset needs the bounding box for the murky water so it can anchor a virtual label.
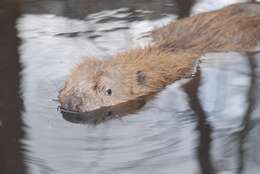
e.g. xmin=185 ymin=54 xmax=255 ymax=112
xmin=1 ymin=0 xmax=260 ymax=174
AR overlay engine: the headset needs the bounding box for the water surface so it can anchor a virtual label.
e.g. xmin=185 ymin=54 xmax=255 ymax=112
xmin=1 ymin=0 xmax=260 ymax=174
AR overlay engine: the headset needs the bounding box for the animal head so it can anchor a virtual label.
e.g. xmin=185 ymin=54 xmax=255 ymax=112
xmin=58 ymin=58 xmax=153 ymax=112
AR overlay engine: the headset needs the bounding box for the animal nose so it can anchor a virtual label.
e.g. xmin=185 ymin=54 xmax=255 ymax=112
xmin=61 ymin=95 xmax=82 ymax=112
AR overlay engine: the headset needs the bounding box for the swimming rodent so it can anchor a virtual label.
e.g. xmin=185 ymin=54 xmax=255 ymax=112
xmin=58 ymin=2 xmax=260 ymax=112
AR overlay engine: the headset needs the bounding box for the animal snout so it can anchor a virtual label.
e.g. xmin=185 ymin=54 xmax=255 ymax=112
xmin=60 ymin=95 xmax=82 ymax=112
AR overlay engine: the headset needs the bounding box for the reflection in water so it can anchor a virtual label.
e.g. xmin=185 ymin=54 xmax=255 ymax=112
xmin=22 ymin=0 xmax=178 ymax=20
xmin=175 ymin=0 xmax=195 ymax=18
xmin=60 ymin=94 xmax=155 ymax=125
xmin=237 ymin=52 xmax=258 ymax=174
xmin=0 ymin=1 xmax=26 ymax=174
xmin=191 ymin=0 xmax=249 ymax=15
xmin=183 ymin=68 xmax=214 ymax=174
xmin=6 ymin=0 xmax=260 ymax=174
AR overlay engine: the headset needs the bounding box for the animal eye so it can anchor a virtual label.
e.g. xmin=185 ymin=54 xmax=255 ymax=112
xmin=106 ymin=89 xmax=112 ymax=96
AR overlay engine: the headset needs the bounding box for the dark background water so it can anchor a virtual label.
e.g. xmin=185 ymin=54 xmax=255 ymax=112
xmin=1 ymin=0 xmax=260 ymax=174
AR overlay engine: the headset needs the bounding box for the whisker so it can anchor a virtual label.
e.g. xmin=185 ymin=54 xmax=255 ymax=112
xmin=52 ymin=99 xmax=59 ymax=102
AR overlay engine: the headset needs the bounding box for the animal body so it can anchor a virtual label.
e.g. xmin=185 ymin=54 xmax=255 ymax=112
xmin=59 ymin=2 xmax=260 ymax=112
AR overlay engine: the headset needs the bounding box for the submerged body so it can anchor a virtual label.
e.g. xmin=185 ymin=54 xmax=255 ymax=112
xmin=59 ymin=3 xmax=260 ymax=112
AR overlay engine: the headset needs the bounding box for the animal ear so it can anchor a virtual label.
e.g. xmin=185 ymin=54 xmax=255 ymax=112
xmin=136 ymin=70 xmax=146 ymax=85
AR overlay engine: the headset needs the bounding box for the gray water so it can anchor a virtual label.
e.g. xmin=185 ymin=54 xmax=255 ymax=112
xmin=1 ymin=0 xmax=260 ymax=174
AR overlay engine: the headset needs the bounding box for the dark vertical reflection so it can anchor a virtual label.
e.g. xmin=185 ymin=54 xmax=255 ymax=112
xmin=0 ymin=1 xmax=26 ymax=174
xmin=237 ymin=52 xmax=257 ymax=174
xmin=183 ymin=68 xmax=214 ymax=174
xmin=175 ymin=0 xmax=195 ymax=18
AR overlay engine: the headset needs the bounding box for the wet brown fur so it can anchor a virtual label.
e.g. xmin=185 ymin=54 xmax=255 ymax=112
xmin=59 ymin=3 xmax=260 ymax=112
xmin=152 ymin=3 xmax=260 ymax=53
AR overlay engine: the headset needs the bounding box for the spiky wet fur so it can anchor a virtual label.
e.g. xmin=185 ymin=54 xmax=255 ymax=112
xmin=152 ymin=3 xmax=260 ymax=53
